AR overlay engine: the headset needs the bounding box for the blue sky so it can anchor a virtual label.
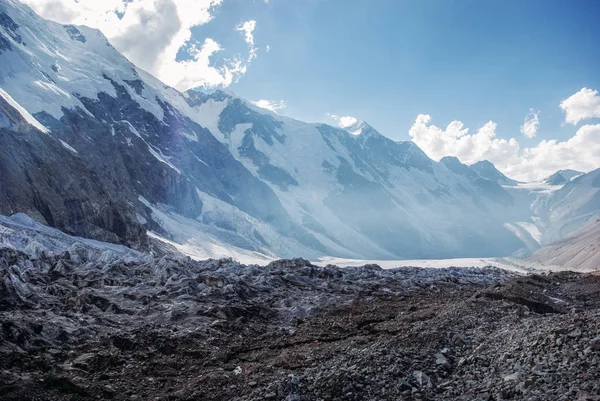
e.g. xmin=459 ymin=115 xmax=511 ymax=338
xmin=201 ymin=0 xmax=600 ymax=143
xmin=19 ymin=0 xmax=600 ymax=180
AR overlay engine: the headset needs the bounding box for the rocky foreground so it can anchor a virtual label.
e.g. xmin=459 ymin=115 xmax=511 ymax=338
xmin=0 ymin=248 xmax=599 ymax=401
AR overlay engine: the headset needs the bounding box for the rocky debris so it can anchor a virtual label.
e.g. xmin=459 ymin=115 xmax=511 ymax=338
xmin=0 ymin=248 xmax=599 ymax=400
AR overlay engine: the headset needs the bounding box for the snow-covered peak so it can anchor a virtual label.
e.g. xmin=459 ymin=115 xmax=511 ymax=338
xmin=343 ymin=120 xmax=384 ymax=139
xmin=343 ymin=120 xmax=368 ymax=136
xmin=0 ymin=0 xmax=167 ymax=123
xmin=544 ymin=169 xmax=584 ymax=186
xmin=441 ymin=156 xmax=478 ymax=178
xmin=470 ymin=160 xmax=519 ymax=186
xmin=184 ymin=88 xmax=233 ymax=106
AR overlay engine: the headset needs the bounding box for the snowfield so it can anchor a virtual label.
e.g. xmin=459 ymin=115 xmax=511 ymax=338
xmin=315 ymin=256 xmax=573 ymax=273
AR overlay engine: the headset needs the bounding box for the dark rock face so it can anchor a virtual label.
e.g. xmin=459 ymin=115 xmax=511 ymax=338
xmin=0 ymin=69 xmax=322 ymax=253
xmin=220 ymin=99 xmax=299 ymax=191
xmin=1 ymin=247 xmax=599 ymax=401
xmin=0 ymin=95 xmax=147 ymax=249
xmin=0 ymin=12 xmax=22 ymax=51
xmin=64 ymin=25 xmax=86 ymax=43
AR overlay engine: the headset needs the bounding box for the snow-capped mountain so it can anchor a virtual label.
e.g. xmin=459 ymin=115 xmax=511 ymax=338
xmin=470 ymin=160 xmax=520 ymax=186
xmin=1 ymin=0 xmax=599 ymax=261
xmin=543 ymin=169 xmax=583 ymax=186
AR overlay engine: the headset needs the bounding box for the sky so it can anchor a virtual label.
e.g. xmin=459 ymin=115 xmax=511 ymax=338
xmin=20 ymin=0 xmax=600 ymax=181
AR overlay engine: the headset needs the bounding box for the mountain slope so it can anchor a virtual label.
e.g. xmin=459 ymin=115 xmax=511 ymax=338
xmin=0 ymin=0 xmax=322 ymax=258
xmin=528 ymin=216 xmax=600 ymax=271
xmin=470 ymin=160 xmax=519 ymax=186
xmin=544 ymin=169 xmax=584 ymax=186
xmin=193 ymin=95 xmax=527 ymax=257
xmin=539 ymin=169 xmax=600 ymax=244
xmin=1 ymin=0 xmax=599 ymax=260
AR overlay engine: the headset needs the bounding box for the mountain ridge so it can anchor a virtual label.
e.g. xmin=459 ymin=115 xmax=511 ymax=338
xmin=1 ymin=0 xmax=599 ymax=260
xmin=470 ymin=160 xmax=520 ymax=186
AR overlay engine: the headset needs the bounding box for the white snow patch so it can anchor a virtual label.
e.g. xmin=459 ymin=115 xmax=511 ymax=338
xmin=149 ymin=232 xmax=273 ymax=266
xmin=0 ymin=88 xmax=50 ymax=133
xmin=186 ymin=98 xmax=229 ymax=142
xmin=504 ymin=223 xmax=532 ymax=246
xmin=514 ymin=222 xmax=542 ymax=244
xmin=59 ymin=139 xmax=78 ymax=154
xmin=120 ymin=120 xmax=143 ymax=138
xmin=191 ymin=153 xmax=210 ymax=168
xmin=147 ymin=145 xmax=181 ymax=174
xmin=138 ymin=196 xmax=276 ymax=265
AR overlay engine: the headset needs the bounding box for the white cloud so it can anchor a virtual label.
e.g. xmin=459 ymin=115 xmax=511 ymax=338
xmin=560 ymin=88 xmax=600 ymax=125
xmin=409 ymin=114 xmax=600 ymax=182
xmin=251 ymin=99 xmax=286 ymax=113
xmin=328 ymin=113 xmax=358 ymax=128
xmin=266 ymin=45 xmax=271 ymax=52
xmin=236 ymin=20 xmax=257 ymax=61
xmin=520 ymin=109 xmax=539 ymax=138
xmin=21 ymin=0 xmax=259 ymax=91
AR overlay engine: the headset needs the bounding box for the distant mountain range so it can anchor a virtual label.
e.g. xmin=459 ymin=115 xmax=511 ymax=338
xmin=1 ymin=0 xmax=599 ymax=260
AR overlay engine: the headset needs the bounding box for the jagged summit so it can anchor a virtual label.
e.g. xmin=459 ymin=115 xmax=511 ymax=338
xmin=544 ymin=169 xmax=583 ymax=186
xmin=342 ymin=120 xmax=373 ymax=136
xmin=442 ymin=156 xmax=478 ymax=177
xmin=183 ymin=88 xmax=232 ymax=107
xmin=470 ymin=160 xmax=520 ymax=186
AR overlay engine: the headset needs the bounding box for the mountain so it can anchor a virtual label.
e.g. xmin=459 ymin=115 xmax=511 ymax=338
xmin=538 ymin=169 xmax=600 ymax=244
xmin=470 ymin=160 xmax=519 ymax=186
xmin=441 ymin=157 xmax=513 ymax=205
xmin=544 ymin=169 xmax=584 ymax=186
xmin=0 ymin=0 xmax=599 ymax=261
xmin=528 ymin=216 xmax=600 ymax=271
xmin=183 ymin=93 xmax=525 ymax=258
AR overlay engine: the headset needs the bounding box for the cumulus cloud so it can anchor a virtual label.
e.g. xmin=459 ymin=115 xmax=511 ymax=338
xmin=409 ymin=115 xmax=519 ymax=167
xmin=251 ymin=99 xmax=286 ymax=113
xmin=21 ymin=0 xmax=259 ymax=91
xmin=328 ymin=113 xmax=358 ymax=128
xmin=409 ymin=114 xmax=600 ymax=182
xmin=520 ymin=109 xmax=539 ymax=138
xmin=560 ymin=88 xmax=600 ymax=125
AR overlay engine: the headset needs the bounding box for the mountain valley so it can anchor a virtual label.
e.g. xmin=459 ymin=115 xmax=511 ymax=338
xmin=1 ymin=0 xmax=599 ymax=262
xmin=1 ymin=1 xmax=600 ymax=400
